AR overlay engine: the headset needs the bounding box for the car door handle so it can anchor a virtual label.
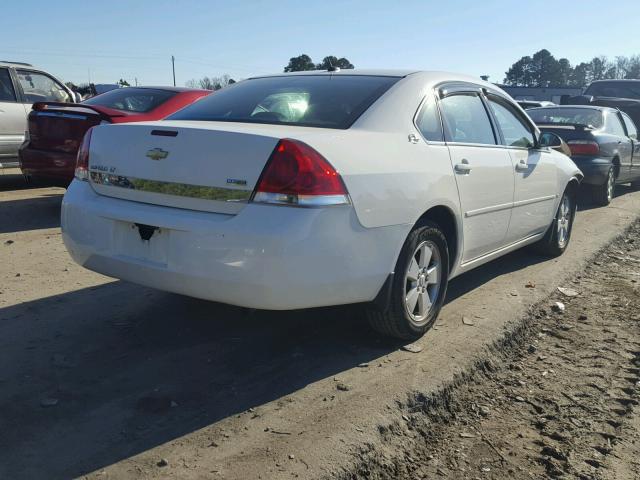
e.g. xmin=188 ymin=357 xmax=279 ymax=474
xmin=515 ymin=160 xmax=529 ymax=172
xmin=454 ymin=159 xmax=472 ymax=174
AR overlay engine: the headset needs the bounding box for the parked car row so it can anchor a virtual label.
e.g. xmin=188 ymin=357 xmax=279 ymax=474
xmin=528 ymin=105 xmax=639 ymax=205
xmin=0 ymin=61 xmax=78 ymax=168
xmin=6 ymin=66 xmax=640 ymax=342
xmin=61 ymin=70 xmax=584 ymax=341
xmin=19 ymin=86 xmax=210 ymax=185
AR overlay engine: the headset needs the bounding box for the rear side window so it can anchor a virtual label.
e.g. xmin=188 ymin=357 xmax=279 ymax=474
xmin=605 ymin=113 xmax=626 ymax=137
xmin=167 ymin=75 xmax=400 ymax=129
xmin=84 ymin=88 xmax=175 ymax=113
xmin=0 ymin=68 xmax=16 ymax=102
xmin=487 ymin=97 xmax=535 ymax=148
xmin=415 ymin=94 xmax=443 ymax=142
xmin=622 ymin=113 xmax=638 ymax=139
xmin=439 ymin=94 xmax=496 ymax=145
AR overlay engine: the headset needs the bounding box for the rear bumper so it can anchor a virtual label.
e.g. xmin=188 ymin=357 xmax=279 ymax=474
xmin=570 ymin=156 xmax=612 ymax=186
xmin=19 ymin=145 xmax=75 ymax=186
xmin=61 ymin=181 xmax=409 ymax=310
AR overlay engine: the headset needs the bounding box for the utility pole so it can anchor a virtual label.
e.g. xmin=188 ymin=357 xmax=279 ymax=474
xmin=171 ymin=55 xmax=176 ymax=86
xmin=135 ymin=77 xmax=138 ymax=86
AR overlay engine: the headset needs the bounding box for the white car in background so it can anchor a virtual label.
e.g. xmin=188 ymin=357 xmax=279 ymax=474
xmin=0 ymin=61 xmax=78 ymax=168
xmin=62 ymin=70 xmax=582 ymax=340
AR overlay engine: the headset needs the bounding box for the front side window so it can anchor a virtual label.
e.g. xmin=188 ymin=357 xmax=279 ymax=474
xmin=605 ymin=113 xmax=626 ymax=137
xmin=622 ymin=113 xmax=638 ymax=139
xmin=84 ymin=88 xmax=176 ymax=113
xmin=16 ymin=70 xmax=70 ymax=103
xmin=0 ymin=68 xmax=16 ymax=102
xmin=415 ymin=94 xmax=443 ymax=142
xmin=168 ymin=75 xmax=400 ymax=129
xmin=487 ymin=97 xmax=535 ymax=148
xmin=439 ymin=93 xmax=496 ymax=145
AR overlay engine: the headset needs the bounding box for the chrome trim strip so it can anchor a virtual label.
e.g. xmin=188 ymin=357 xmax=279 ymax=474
xmin=465 ymin=202 xmax=513 ymax=218
xmin=512 ymin=194 xmax=557 ymax=208
xmin=89 ymin=172 xmax=252 ymax=202
xmin=465 ymin=194 xmax=556 ymax=218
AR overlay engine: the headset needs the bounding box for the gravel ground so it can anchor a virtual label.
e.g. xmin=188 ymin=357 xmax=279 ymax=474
xmin=340 ymin=220 xmax=640 ymax=480
xmin=1 ymin=170 xmax=640 ymax=480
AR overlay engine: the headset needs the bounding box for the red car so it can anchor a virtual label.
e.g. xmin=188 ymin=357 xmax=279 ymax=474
xmin=19 ymin=86 xmax=210 ymax=186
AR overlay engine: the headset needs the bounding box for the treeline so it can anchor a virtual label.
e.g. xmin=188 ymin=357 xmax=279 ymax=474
xmin=185 ymin=74 xmax=236 ymax=91
xmin=284 ymin=54 xmax=354 ymax=72
xmin=504 ymin=49 xmax=640 ymax=88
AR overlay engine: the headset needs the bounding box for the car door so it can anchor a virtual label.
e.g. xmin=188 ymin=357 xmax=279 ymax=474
xmin=438 ymin=87 xmax=515 ymax=263
xmin=621 ymin=112 xmax=640 ymax=181
xmin=485 ymin=94 xmax=558 ymax=243
xmin=606 ymin=111 xmax=633 ymax=182
xmin=0 ymin=67 xmax=28 ymax=165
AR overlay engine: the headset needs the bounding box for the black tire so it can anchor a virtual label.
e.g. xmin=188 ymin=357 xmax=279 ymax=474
xmin=533 ymin=186 xmax=576 ymax=257
xmin=366 ymin=221 xmax=449 ymax=341
xmin=631 ymin=180 xmax=640 ymax=190
xmin=591 ymin=166 xmax=615 ymax=206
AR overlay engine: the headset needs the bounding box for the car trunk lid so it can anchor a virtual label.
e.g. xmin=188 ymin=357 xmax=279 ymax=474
xmin=87 ymin=121 xmax=292 ymax=215
xmin=28 ymin=103 xmax=129 ymax=154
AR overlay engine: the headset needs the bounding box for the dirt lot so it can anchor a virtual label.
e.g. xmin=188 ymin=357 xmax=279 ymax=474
xmin=1 ymin=168 xmax=639 ymax=480
xmin=342 ymin=220 xmax=640 ymax=480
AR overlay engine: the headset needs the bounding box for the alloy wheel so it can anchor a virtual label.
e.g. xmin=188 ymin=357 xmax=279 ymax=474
xmin=556 ymin=193 xmax=572 ymax=248
xmin=607 ymin=169 xmax=615 ymax=202
xmin=404 ymin=241 xmax=441 ymax=325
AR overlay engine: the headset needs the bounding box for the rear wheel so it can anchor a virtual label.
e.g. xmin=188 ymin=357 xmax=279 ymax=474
xmin=592 ymin=166 xmax=615 ymax=206
xmin=366 ymin=222 xmax=449 ymax=340
xmin=533 ymin=187 xmax=576 ymax=257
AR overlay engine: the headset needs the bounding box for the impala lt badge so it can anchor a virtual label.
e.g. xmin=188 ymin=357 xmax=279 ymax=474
xmin=146 ymin=148 xmax=169 ymax=160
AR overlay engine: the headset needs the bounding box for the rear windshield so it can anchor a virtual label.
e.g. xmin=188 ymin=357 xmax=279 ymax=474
xmin=528 ymin=107 xmax=604 ymax=129
xmin=83 ymin=88 xmax=176 ymax=113
xmin=585 ymin=82 xmax=640 ymax=99
xmin=166 ymin=75 xmax=400 ymax=129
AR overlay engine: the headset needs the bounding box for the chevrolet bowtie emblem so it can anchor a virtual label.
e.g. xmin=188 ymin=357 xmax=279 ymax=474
xmin=146 ymin=148 xmax=169 ymax=160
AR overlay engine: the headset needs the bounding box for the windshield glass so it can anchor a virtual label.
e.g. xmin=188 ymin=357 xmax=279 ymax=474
xmin=585 ymin=82 xmax=640 ymax=99
xmin=84 ymin=88 xmax=175 ymax=113
xmin=167 ymin=75 xmax=400 ymax=129
xmin=527 ymin=107 xmax=604 ymax=129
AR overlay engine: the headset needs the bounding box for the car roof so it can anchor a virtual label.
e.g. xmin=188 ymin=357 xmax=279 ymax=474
xmin=250 ymin=69 xmax=419 ymax=79
xmin=528 ymin=105 xmax=615 ymax=113
xmin=0 ymin=60 xmax=34 ymax=68
xmin=590 ymin=79 xmax=640 ymax=84
xmin=248 ymin=69 xmax=504 ymax=91
xmin=117 ymin=86 xmax=210 ymax=93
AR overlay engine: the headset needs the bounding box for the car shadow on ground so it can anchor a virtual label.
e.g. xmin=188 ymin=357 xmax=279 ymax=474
xmin=0 ymin=239 xmax=552 ymax=479
xmin=0 ymin=194 xmax=62 ymax=234
xmin=577 ymin=183 xmax=638 ymax=212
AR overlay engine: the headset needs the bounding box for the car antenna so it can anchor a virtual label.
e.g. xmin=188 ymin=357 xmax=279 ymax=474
xmin=327 ymin=59 xmax=340 ymax=73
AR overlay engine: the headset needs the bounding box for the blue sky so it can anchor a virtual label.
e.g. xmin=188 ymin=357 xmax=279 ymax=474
xmin=1 ymin=0 xmax=636 ymax=86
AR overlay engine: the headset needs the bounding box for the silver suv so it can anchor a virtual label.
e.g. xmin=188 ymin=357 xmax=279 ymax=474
xmin=0 ymin=61 xmax=78 ymax=168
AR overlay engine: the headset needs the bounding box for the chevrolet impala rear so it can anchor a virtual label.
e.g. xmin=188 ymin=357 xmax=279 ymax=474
xmin=62 ymin=71 xmax=582 ymax=340
xmin=62 ymin=73 xmax=409 ymax=311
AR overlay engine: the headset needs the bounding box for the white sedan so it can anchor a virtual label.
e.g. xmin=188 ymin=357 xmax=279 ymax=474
xmin=62 ymin=70 xmax=582 ymax=340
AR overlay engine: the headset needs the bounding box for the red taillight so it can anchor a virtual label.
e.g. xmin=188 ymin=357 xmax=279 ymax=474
xmin=567 ymin=140 xmax=599 ymax=156
xmin=252 ymin=139 xmax=349 ymax=206
xmin=75 ymin=128 xmax=94 ymax=181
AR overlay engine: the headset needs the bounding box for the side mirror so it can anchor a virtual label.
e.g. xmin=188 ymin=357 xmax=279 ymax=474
xmin=539 ymin=131 xmax=571 ymax=156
